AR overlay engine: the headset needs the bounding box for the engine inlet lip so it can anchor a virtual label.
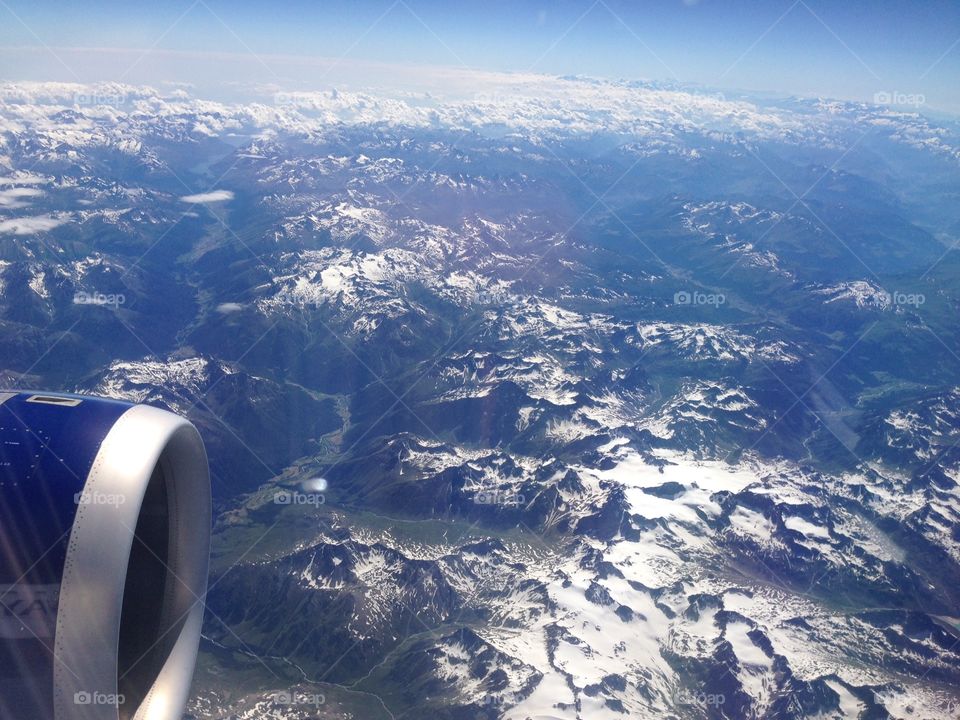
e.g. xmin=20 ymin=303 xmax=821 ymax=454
xmin=52 ymin=404 xmax=210 ymax=720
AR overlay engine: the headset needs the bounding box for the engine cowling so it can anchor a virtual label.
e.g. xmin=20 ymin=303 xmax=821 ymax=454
xmin=0 ymin=391 xmax=211 ymax=720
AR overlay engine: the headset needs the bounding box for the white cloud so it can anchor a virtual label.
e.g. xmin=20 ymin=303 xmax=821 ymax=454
xmin=0 ymin=77 xmax=955 ymax=163
xmin=0 ymin=173 xmax=49 ymax=186
xmin=180 ymin=190 xmax=235 ymax=204
xmin=0 ymin=187 xmax=44 ymax=208
xmin=0 ymin=215 xmax=67 ymax=234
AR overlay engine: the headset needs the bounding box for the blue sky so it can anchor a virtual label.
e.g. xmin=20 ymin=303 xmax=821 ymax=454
xmin=1 ymin=0 xmax=958 ymax=112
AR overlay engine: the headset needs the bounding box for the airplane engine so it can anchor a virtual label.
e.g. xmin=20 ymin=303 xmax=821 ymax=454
xmin=0 ymin=391 xmax=210 ymax=720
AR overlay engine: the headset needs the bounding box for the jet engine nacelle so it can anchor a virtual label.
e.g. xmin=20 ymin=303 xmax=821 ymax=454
xmin=0 ymin=391 xmax=210 ymax=719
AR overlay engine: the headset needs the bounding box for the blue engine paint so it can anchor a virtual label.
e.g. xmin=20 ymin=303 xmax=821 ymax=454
xmin=0 ymin=391 xmax=133 ymax=584
xmin=0 ymin=391 xmax=134 ymax=719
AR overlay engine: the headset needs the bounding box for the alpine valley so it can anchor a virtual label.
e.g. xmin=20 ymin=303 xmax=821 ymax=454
xmin=2 ymin=75 xmax=960 ymax=719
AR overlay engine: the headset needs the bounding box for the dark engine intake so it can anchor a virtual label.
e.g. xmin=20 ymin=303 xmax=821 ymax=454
xmin=0 ymin=391 xmax=210 ymax=719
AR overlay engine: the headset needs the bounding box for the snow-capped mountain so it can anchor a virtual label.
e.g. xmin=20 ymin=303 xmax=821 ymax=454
xmin=1 ymin=78 xmax=959 ymax=719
